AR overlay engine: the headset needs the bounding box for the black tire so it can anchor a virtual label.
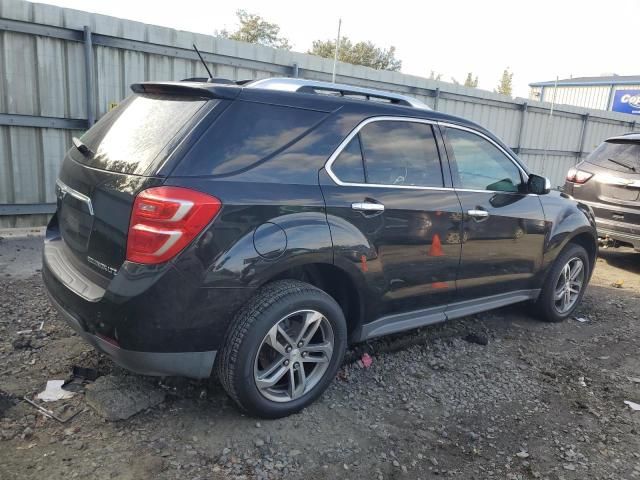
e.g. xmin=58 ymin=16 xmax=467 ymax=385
xmin=216 ymin=280 xmax=347 ymax=418
xmin=535 ymin=243 xmax=590 ymax=322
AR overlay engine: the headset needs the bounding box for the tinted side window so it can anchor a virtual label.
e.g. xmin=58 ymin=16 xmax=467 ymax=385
xmin=359 ymin=121 xmax=443 ymax=187
xmin=446 ymin=128 xmax=522 ymax=193
xmin=331 ymin=135 xmax=365 ymax=183
xmin=585 ymin=141 xmax=640 ymax=173
xmin=176 ymin=101 xmax=327 ymax=176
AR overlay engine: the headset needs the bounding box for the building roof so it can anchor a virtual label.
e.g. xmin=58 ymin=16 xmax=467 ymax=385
xmin=529 ymin=75 xmax=640 ymax=87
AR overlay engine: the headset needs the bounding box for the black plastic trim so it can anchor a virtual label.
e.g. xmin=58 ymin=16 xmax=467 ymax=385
xmin=358 ymin=289 xmax=540 ymax=341
xmin=47 ymin=291 xmax=216 ymax=378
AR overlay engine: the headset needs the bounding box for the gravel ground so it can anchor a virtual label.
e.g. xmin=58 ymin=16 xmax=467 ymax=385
xmin=1 ymin=233 xmax=639 ymax=480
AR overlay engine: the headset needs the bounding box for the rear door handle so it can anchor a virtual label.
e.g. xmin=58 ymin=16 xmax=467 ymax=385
xmin=467 ymin=209 xmax=489 ymax=219
xmin=352 ymin=202 xmax=385 ymax=212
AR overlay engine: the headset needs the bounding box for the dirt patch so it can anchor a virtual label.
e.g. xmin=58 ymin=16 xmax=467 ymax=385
xmin=1 ymin=237 xmax=639 ymax=479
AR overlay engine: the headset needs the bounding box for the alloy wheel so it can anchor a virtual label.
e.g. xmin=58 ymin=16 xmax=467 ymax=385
xmin=253 ymin=310 xmax=334 ymax=403
xmin=553 ymin=257 xmax=585 ymax=314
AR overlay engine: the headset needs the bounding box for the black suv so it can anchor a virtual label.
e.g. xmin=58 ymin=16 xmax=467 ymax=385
xmin=43 ymin=78 xmax=597 ymax=418
xmin=564 ymin=133 xmax=640 ymax=251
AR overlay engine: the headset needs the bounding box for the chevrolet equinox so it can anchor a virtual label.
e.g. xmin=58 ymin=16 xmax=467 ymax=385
xmin=43 ymin=78 xmax=598 ymax=418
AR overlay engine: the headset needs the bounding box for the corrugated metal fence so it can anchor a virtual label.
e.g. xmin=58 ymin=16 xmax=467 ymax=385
xmin=1 ymin=0 xmax=638 ymax=227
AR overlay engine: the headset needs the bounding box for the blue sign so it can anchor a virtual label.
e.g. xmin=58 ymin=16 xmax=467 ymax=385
xmin=612 ymin=89 xmax=640 ymax=115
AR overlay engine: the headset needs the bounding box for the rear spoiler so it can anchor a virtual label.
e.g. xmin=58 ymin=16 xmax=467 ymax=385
xmin=131 ymin=81 xmax=241 ymax=100
xmin=606 ymin=133 xmax=640 ymax=144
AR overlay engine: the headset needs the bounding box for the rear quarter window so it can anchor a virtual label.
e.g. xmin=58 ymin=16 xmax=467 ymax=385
xmin=174 ymin=101 xmax=328 ymax=176
xmin=77 ymin=94 xmax=208 ymax=175
xmin=331 ymin=135 xmax=366 ymax=183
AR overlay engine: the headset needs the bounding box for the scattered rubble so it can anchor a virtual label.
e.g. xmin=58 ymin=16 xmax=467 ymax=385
xmin=358 ymin=352 xmax=373 ymax=368
xmin=463 ymin=331 xmax=489 ymax=345
xmin=624 ymin=400 xmax=640 ymax=411
xmin=85 ymin=375 xmax=166 ymax=421
xmin=36 ymin=380 xmax=75 ymax=402
xmin=11 ymin=334 xmax=32 ymax=350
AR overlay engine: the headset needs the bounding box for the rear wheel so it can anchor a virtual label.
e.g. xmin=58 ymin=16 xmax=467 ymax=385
xmin=535 ymin=243 xmax=590 ymax=322
xmin=217 ymin=280 xmax=347 ymax=418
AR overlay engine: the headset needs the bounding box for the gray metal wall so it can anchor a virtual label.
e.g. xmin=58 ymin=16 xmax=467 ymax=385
xmin=1 ymin=0 xmax=638 ymax=227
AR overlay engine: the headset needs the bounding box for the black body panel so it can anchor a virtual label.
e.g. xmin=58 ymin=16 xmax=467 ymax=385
xmin=57 ymin=155 xmax=163 ymax=278
xmin=452 ymin=190 xmax=546 ymax=299
xmin=319 ymin=170 xmax=462 ymax=321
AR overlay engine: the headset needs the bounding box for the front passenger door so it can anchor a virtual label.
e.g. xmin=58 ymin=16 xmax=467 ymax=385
xmin=442 ymin=125 xmax=546 ymax=303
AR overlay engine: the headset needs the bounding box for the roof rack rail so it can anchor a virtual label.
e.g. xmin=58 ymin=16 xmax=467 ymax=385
xmin=246 ymin=77 xmax=431 ymax=110
xmin=180 ymin=77 xmax=253 ymax=85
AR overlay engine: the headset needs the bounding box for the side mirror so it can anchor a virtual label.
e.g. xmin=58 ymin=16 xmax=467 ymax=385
xmin=528 ymin=174 xmax=551 ymax=194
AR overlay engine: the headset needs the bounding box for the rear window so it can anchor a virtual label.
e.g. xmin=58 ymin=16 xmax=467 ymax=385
xmin=76 ymin=94 xmax=208 ymax=175
xmin=174 ymin=101 xmax=327 ymax=176
xmin=586 ymin=140 xmax=640 ymax=173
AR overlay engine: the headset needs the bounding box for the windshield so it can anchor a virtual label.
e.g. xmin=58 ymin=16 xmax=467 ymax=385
xmin=76 ymin=94 xmax=208 ymax=175
xmin=585 ymin=140 xmax=640 ymax=174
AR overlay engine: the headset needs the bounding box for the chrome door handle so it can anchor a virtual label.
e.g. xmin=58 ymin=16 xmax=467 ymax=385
xmin=467 ymin=209 xmax=489 ymax=219
xmin=352 ymin=202 xmax=385 ymax=212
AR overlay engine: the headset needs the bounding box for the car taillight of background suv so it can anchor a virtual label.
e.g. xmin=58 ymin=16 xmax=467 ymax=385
xmin=43 ymin=77 xmax=598 ymax=418
xmin=564 ymin=133 xmax=640 ymax=251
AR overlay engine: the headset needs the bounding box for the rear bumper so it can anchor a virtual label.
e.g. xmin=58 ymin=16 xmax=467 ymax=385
xmin=42 ymin=217 xmax=252 ymax=378
xmin=578 ymin=200 xmax=640 ymax=249
xmin=47 ymin=290 xmax=216 ymax=378
xmin=597 ymin=225 xmax=640 ymax=250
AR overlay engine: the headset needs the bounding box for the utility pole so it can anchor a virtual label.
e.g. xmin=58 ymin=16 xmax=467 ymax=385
xmin=332 ymin=18 xmax=342 ymax=83
xmin=542 ymin=75 xmax=559 ymax=173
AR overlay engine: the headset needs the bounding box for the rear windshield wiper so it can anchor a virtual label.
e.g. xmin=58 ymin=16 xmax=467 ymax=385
xmin=72 ymin=137 xmax=94 ymax=158
xmin=607 ymin=157 xmax=636 ymax=172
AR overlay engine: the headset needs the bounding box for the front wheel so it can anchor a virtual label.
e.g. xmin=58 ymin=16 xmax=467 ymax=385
xmin=535 ymin=243 xmax=590 ymax=322
xmin=217 ymin=280 xmax=347 ymax=418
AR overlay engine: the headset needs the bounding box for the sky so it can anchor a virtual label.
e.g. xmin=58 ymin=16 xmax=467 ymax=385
xmin=39 ymin=0 xmax=640 ymax=97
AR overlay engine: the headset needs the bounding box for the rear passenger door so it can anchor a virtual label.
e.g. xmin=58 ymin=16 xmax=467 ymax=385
xmin=320 ymin=118 xmax=463 ymax=327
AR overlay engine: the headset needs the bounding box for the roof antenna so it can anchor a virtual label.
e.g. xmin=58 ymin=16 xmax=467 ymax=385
xmin=192 ymin=44 xmax=213 ymax=80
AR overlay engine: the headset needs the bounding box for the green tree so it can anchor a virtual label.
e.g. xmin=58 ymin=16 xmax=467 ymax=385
xmin=464 ymin=72 xmax=479 ymax=88
xmin=308 ymin=37 xmax=402 ymax=71
xmin=496 ymin=68 xmax=513 ymax=96
xmin=428 ymin=70 xmax=443 ymax=81
xmin=217 ymin=10 xmax=291 ymax=50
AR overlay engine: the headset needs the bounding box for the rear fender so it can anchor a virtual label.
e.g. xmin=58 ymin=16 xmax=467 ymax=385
xmin=203 ymin=211 xmax=334 ymax=288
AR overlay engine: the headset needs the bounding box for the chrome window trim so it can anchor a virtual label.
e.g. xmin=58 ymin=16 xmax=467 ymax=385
xmin=324 ymin=116 xmax=532 ymax=195
xmin=324 ymin=116 xmax=447 ymax=191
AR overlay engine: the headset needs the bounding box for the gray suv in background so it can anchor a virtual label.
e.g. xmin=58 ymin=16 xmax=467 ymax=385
xmin=565 ymin=133 xmax=640 ymax=251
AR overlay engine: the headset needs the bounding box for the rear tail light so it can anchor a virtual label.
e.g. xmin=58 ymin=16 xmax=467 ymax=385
xmin=566 ymin=168 xmax=593 ymax=184
xmin=126 ymin=186 xmax=221 ymax=264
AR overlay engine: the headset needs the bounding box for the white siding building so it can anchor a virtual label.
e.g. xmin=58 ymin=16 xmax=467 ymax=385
xmin=529 ymin=75 xmax=640 ymax=115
